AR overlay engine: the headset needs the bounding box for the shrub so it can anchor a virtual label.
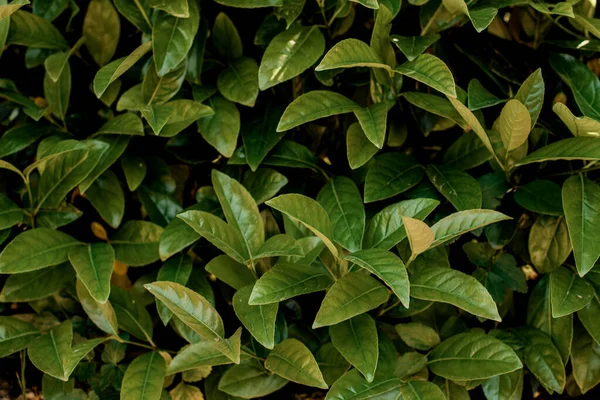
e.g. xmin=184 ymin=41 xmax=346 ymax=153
xmin=1 ymin=0 xmax=600 ymax=398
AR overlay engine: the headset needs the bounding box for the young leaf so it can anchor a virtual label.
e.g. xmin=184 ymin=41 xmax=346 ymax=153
xmin=120 ymin=352 xmax=166 ymax=400
xmin=411 ymin=266 xmax=501 ymax=321
xmin=515 ymin=68 xmax=545 ymax=128
xmin=316 ymin=38 xmax=391 ymax=72
xmin=395 ymin=54 xmax=456 ymax=97
xmin=313 ymin=272 xmax=390 ymax=328
xmin=395 ymin=322 xmax=440 ymax=351
xmin=528 ymin=215 xmax=571 ymax=274
xmin=258 ymin=25 xmax=325 ymax=90
xmin=553 ymin=102 xmax=600 ymax=137
xmin=497 ymin=99 xmax=531 ymax=151
xmin=317 ymin=177 xmax=365 ymax=252
xmin=330 ymin=314 xmax=378 ymax=382
xmin=364 ymin=153 xmax=424 ymax=203
xmin=516 ymin=137 xmax=600 ymax=166
xmin=562 ymin=175 xmax=600 ymax=276
xmin=391 ymin=34 xmax=440 ymax=62
xmin=68 ymin=243 xmax=114 ymax=303
xmin=265 ymin=338 xmax=328 ymax=389
xmin=233 ymin=284 xmax=278 ymax=349
xmin=428 ymin=331 xmax=522 ymax=380
xmin=343 ymin=249 xmax=410 ymax=308
xmin=430 ymin=210 xmax=511 ymax=248
xmin=426 ymin=165 xmax=482 ymax=211
xmin=402 ymin=217 xmax=434 ymax=257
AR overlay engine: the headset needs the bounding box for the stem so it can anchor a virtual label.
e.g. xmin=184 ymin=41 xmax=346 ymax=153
xmin=133 ymin=0 xmax=153 ymax=30
xmin=19 ymin=350 xmax=27 ymax=399
xmin=327 ymin=4 xmax=346 ymax=27
xmin=378 ymin=299 xmax=402 ymax=316
xmin=241 ymin=349 xmax=265 ymax=361
xmin=545 ymin=15 xmax=587 ymax=39
xmin=112 ymin=336 xmax=160 ymax=352
xmin=421 ymin=3 xmax=443 ymax=36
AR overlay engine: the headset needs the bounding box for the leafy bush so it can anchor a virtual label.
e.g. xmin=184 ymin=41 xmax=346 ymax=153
xmin=1 ymin=0 xmax=600 ymax=398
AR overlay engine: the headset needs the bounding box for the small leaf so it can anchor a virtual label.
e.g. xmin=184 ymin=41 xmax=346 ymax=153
xmin=330 ymin=314 xmax=378 ymax=382
xmin=395 ymin=54 xmax=456 ymax=97
xmin=83 ymin=0 xmax=120 ymax=67
xmin=205 ymin=255 xmax=256 ymax=290
xmin=515 ymin=68 xmax=545 ymax=128
xmin=197 ymin=95 xmax=240 ymax=157
xmin=76 ymin=279 xmax=118 ymax=335
xmin=402 ymin=217 xmax=434 ymax=257
xmin=467 ymin=79 xmax=504 ymax=111
xmin=217 ymin=57 xmax=259 ymax=107
xmin=7 ymin=10 xmax=68 ymax=49
xmin=347 ymin=123 xmax=379 ymax=169
xmin=353 ymin=102 xmax=388 ymax=149
xmin=148 ymin=0 xmax=188 ymax=17
xmin=497 ymin=99 xmax=531 ymax=151
xmin=528 ymin=215 xmax=571 ymax=274
xmin=111 ymin=220 xmax=163 ymax=266
xmin=391 ymin=34 xmax=440 ymax=62
xmin=218 ymin=361 xmax=288 ymax=398
xmin=68 ymin=243 xmax=114 ymax=303
xmin=120 ymin=352 xmax=166 ymax=400
xmin=0 ymin=316 xmax=39 ymax=358
xmin=395 ymin=322 xmax=440 ymax=351
xmin=553 ymin=102 xmax=600 ymax=137
xmin=316 ymin=38 xmax=391 ymax=72
xmin=167 ymin=341 xmax=232 ymax=375
xmin=265 ymin=338 xmax=327 ymax=389
xmin=0 ymin=263 xmax=74 ymax=302
xmin=514 ymin=180 xmax=563 ymax=216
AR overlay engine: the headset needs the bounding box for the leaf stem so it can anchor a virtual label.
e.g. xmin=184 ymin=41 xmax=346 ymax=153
xmin=19 ymin=350 xmax=27 ymax=399
xmin=111 ymin=335 xmax=160 ymax=352
xmin=421 ymin=3 xmax=443 ymax=36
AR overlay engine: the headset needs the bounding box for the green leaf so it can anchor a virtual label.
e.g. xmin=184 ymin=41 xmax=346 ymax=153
xmin=549 ymin=53 xmax=600 ymax=121
xmin=265 ymin=338 xmax=327 ymax=388
xmin=0 ymin=193 xmax=23 ymax=229
xmin=43 ymin=57 xmax=70 ymax=121
xmin=553 ymin=102 xmax=600 ymax=137
xmin=205 ymin=255 xmax=256 ymax=290
xmin=75 ymin=279 xmax=118 ymax=335
xmin=313 ymin=272 xmax=389 ymax=328
xmin=111 ymin=220 xmax=163 ymax=266
xmin=249 ymin=262 xmax=333 ymax=304
xmin=93 ymin=41 xmax=152 ymax=98
xmin=148 ymin=0 xmax=188 ymax=17
xmin=430 ymin=209 xmax=511 ymax=248
xmin=68 ymin=243 xmax=114 ymax=303
xmin=242 ymin=105 xmax=285 ymax=171
xmin=110 ymin=286 xmax=154 ymax=343
xmin=528 ymin=215 xmax=571 ymax=274
xmin=363 ymin=198 xmax=439 ymax=250
xmin=121 ymin=351 xmax=166 ymax=400
xmin=0 ymin=0 xmax=29 ymax=21
xmin=254 ymin=234 xmax=303 ymax=258
xmin=258 ymin=25 xmax=324 ymax=90
xmin=316 ymin=343 xmax=350 ymax=386
xmin=263 ymin=140 xmax=319 ymax=170
xmin=217 ymin=57 xmax=259 ymax=107
xmin=212 ymin=12 xmax=242 ymax=60
xmin=481 ymin=369 xmax=524 ymax=400
xmin=0 ymin=316 xmax=39 ymax=358
xmin=145 ymin=99 xmax=214 ymax=137
xmin=497 ymin=99 xmax=531 ymax=151
xmin=0 ymin=262 xmax=74 ymax=302
xmin=527 ymin=275 xmax=572 ymax=364
xmin=144 ymin=281 xmax=240 ymax=362
xmin=428 ymin=331 xmax=522 ymax=380
xmin=28 ymin=320 xmax=103 ymax=381
xmin=83 ymin=0 xmax=120 ymax=67
xmin=572 ymin=322 xmax=600 ymax=394
xmin=266 ymin=193 xmax=338 ymax=258
xmin=277 ymin=90 xmax=359 ymax=132
xmin=212 ymin=169 xmax=264 ymax=260
xmin=391 ymin=34 xmax=440 ymax=62
xmin=155 ymin=254 xmax=193 ymax=325
xmin=516 ymin=137 xmax=600 ymax=166
xmin=274 ymin=0 xmax=305 ymax=28
xmin=403 ymin=92 xmax=467 ymax=129
xmin=317 ymin=177 xmax=365 ymax=252
xmin=395 ymin=54 xmax=456 ymax=97
xmin=79 ymin=135 xmax=130 ymax=194
xmin=411 ymin=266 xmax=501 ymax=321
xmin=353 ymin=102 xmax=388 ymax=149
xmin=562 ymin=175 xmax=600 ymax=276
xmin=86 ymin=170 xmax=125 ymax=229
xmin=426 ymin=165 xmax=482 ymax=211
xmin=316 ymin=38 xmax=390 ymax=72
xmin=197 ymin=95 xmax=240 ymax=157
xmin=400 ymin=381 xmax=446 ymax=400
xmin=218 ymin=361 xmax=288 ymax=397
xmin=153 ymin=0 xmax=199 ymax=76
xmin=550 ymin=267 xmax=593 ymax=317
xmin=97 ymin=113 xmax=144 ymax=136
xmin=514 ymin=180 xmax=563 ymax=216
xmin=515 ymin=68 xmax=545 ymax=128
xmin=142 ymin=60 xmax=187 ymax=105
xmin=347 ymin=123 xmax=379 ymax=169
xmin=233 ymin=284 xmax=278 ymax=349
xmin=344 ymin=249 xmax=409 ymax=308
xmin=113 ymin=0 xmax=152 ymax=34
xmin=7 ymin=10 xmax=67 ymax=49
xmin=242 ymin=168 xmax=288 ymax=205
xmin=326 ymin=369 xmax=402 ymax=400
xmin=330 ymin=314 xmax=378 ymax=382
xmin=214 ymin=0 xmax=282 ymax=8
xmin=364 ymin=153 xmax=424 ymax=203
xmin=444 ymin=131 xmax=493 ymax=170
xmin=167 ymin=341 xmax=232 ymax=375
xmin=177 ymin=209 xmax=247 ymax=264
xmin=0 ymin=123 xmax=54 ymax=159
xmin=395 ymin=322 xmax=440 ymax=351
xmin=0 ymin=228 xmax=79 ymax=273
xmin=121 ymin=155 xmax=147 ymax=191
xmin=467 ymin=79 xmax=504 ymax=111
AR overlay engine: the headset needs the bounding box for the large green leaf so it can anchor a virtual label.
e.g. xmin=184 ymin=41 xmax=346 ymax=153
xmin=0 ymin=262 xmax=74 ymax=302
xmin=0 ymin=228 xmax=79 ymax=273
xmin=317 ymin=343 xmax=350 ymax=386
xmin=549 ymin=53 xmax=600 ymax=121
xmin=205 ymin=255 xmax=256 ymax=290
xmin=403 ymin=92 xmax=467 ymax=129
xmin=212 ymin=12 xmax=242 ymax=60
xmin=326 ymin=369 xmax=402 ymax=400
xmin=43 ymin=57 xmax=70 ymax=121
xmin=167 ymin=341 xmax=232 ymax=375
xmin=155 ymin=254 xmax=193 ymax=325
xmin=550 ymin=267 xmax=593 ymax=317
xmin=266 ymin=193 xmax=338 ymax=257
xmin=197 ymin=95 xmax=240 ymax=158
xmin=444 ymin=131 xmax=493 ymax=171
xmin=395 ymin=322 xmax=440 ymax=351
xmin=516 ymin=137 xmax=600 ymax=166
xmin=249 ymin=262 xmax=333 ymax=304
xmin=514 ymin=180 xmax=563 ymax=216
xmin=395 ymin=54 xmax=456 ymax=97
xmin=265 ymin=338 xmax=327 ymax=388
xmin=0 ymin=316 xmax=38 ymax=358
xmin=430 ymin=210 xmax=511 ymax=248
xmin=113 ymin=0 xmax=152 ymax=34
xmin=233 ymin=284 xmax=278 ymax=349
xmin=330 ymin=313 xmax=378 ymax=382
xmin=0 ymin=194 xmax=23 ymax=229
xmin=428 ymin=331 xmax=522 ymax=380
xmin=572 ymin=322 xmax=600 ymax=394
xmin=144 ymin=281 xmax=240 ymax=362
xmin=364 ymin=153 xmax=424 ymax=203
xmin=344 ymin=249 xmax=409 ymax=308
xmin=481 ymin=369 xmax=524 ymax=400
xmin=347 ymin=123 xmax=379 ymax=169
xmin=426 ymin=165 xmax=482 ymax=211
xmin=400 ymin=381 xmax=446 ymax=400
xmin=242 ymin=106 xmax=285 ymax=171
xmin=7 ymin=10 xmax=67 ymax=49
xmin=313 ymin=272 xmax=389 ymax=328
xmin=243 ymin=168 xmax=288 ymax=205
xmin=152 ymin=0 xmax=199 ymax=76
xmin=68 ymin=243 xmax=114 ymax=303
xmin=515 ymin=68 xmax=545 ymax=128
xmin=83 ymin=0 xmax=120 ymax=67
xmin=258 ymin=25 xmax=324 ymax=90
xmin=217 ymin=57 xmax=259 ymax=107
xmin=110 ymin=286 xmax=154 ymax=343
xmin=79 ymin=135 xmax=130 ymax=193
xmin=276 ymin=91 xmax=359 ymax=132
xmin=75 ymin=279 xmax=118 ymax=335
xmin=142 ymin=60 xmax=187 ymax=105
xmin=316 ymin=38 xmax=391 ymax=72
xmin=411 ymin=266 xmax=501 ymax=321
xmin=562 ymin=175 xmax=600 ymax=276
xmin=120 ymin=351 xmax=166 ymax=400
xmin=317 ymin=177 xmax=365 ymax=252
xmin=528 ymin=215 xmax=571 ymax=274
xmin=467 ymin=79 xmax=504 ymax=111
xmin=148 ymin=0 xmax=188 ymax=17
xmin=111 ymin=220 xmax=163 ymax=266
xmin=86 ymin=170 xmax=125 ymax=229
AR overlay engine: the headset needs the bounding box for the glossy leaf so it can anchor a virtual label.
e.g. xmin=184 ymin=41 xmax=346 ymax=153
xmin=426 ymin=165 xmax=482 ymax=211
xmin=120 ymin=351 xmax=166 ymax=400
xmin=233 ymin=284 xmax=278 ymax=349
xmin=391 ymin=34 xmax=440 ymax=61
xmin=83 ymin=0 xmax=120 ymax=67
xmin=528 ymin=215 xmax=571 ymax=274
xmin=217 ymin=57 xmax=259 ymax=107
xmin=265 ymin=338 xmax=327 ymax=388
xmin=330 ymin=314 xmax=378 ymax=382
xmin=68 ymin=243 xmax=114 ymax=303
xmin=395 ymin=54 xmax=456 ymax=97
xmin=550 ymin=267 xmax=593 ymax=317
xmin=364 ymin=153 xmax=424 ymax=203
xmin=514 ymin=180 xmax=563 ymax=216
xmin=197 ymin=95 xmax=240 ymax=157
xmin=0 ymin=316 xmax=39 ymax=358
xmin=316 ymin=38 xmax=391 ymax=72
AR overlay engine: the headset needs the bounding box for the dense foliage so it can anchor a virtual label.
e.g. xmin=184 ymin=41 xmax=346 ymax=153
xmin=1 ymin=0 xmax=600 ymax=398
